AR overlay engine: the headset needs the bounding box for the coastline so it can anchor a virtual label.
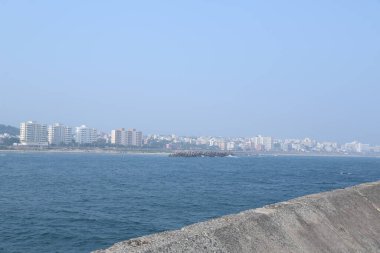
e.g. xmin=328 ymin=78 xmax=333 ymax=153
xmin=0 ymin=148 xmax=171 ymax=156
xmin=0 ymin=148 xmax=379 ymax=158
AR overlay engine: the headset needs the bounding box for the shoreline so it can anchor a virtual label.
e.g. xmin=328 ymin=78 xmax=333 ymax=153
xmin=0 ymin=149 xmax=171 ymax=156
xmin=0 ymin=148 xmax=379 ymax=158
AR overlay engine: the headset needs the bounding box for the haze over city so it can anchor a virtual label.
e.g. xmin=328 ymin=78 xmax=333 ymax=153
xmin=1 ymin=1 xmax=379 ymax=143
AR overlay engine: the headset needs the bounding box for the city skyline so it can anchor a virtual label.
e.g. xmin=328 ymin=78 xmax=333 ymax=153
xmin=3 ymin=120 xmax=379 ymax=152
xmin=1 ymin=1 xmax=380 ymax=144
xmin=1 ymin=119 xmax=380 ymax=147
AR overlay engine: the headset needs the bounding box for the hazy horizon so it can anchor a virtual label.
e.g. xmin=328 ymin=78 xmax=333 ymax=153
xmin=1 ymin=1 xmax=379 ymax=144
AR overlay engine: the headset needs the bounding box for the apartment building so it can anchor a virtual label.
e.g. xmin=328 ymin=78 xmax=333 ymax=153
xmin=19 ymin=121 xmax=48 ymax=146
xmin=48 ymin=123 xmax=73 ymax=145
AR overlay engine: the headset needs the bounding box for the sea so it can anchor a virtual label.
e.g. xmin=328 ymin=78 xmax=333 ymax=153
xmin=0 ymin=152 xmax=380 ymax=253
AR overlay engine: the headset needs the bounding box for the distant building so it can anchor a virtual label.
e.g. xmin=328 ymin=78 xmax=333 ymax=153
xmin=75 ymin=125 xmax=97 ymax=144
xmin=360 ymin=144 xmax=370 ymax=153
xmin=111 ymin=128 xmax=127 ymax=145
xmin=252 ymin=135 xmax=272 ymax=151
xmin=218 ymin=141 xmax=227 ymax=151
xmin=344 ymin=141 xmax=370 ymax=153
xmin=19 ymin=121 xmax=48 ymax=146
xmin=127 ymin=128 xmax=143 ymax=146
xmin=48 ymin=123 xmax=73 ymax=145
xmin=343 ymin=141 xmax=363 ymax=153
xmin=227 ymin=142 xmax=235 ymax=151
xmin=111 ymin=128 xmax=142 ymax=146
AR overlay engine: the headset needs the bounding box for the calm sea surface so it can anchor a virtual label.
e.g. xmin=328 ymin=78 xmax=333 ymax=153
xmin=1 ymin=152 xmax=380 ymax=253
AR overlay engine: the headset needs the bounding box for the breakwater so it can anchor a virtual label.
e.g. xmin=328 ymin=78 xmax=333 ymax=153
xmin=94 ymin=181 xmax=380 ymax=253
xmin=169 ymin=151 xmax=232 ymax=157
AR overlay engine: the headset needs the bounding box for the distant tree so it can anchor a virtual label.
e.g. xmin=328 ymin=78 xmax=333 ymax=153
xmin=146 ymin=140 xmax=170 ymax=149
xmin=0 ymin=124 xmax=19 ymax=136
xmin=94 ymin=138 xmax=107 ymax=147
xmin=0 ymin=136 xmax=20 ymax=146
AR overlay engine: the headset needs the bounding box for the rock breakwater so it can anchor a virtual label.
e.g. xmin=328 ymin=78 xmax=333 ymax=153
xmin=169 ymin=151 xmax=232 ymax=157
xmin=94 ymin=181 xmax=380 ymax=253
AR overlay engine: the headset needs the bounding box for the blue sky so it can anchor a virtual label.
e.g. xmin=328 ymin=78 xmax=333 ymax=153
xmin=0 ymin=0 xmax=379 ymax=143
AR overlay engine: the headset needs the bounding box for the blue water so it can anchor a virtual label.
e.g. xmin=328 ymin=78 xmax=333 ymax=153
xmin=0 ymin=153 xmax=380 ymax=253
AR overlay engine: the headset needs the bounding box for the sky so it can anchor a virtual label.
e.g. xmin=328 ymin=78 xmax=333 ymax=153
xmin=0 ymin=0 xmax=379 ymax=144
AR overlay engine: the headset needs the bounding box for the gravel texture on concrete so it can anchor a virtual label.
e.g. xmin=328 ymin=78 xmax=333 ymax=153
xmin=93 ymin=181 xmax=380 ymax=253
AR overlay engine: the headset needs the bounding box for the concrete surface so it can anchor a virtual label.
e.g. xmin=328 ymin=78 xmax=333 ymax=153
xmin=93 ymin=181 xmax=380 ymax=253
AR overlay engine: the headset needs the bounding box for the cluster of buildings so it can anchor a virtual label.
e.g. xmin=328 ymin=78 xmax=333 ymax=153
xmin=19 ymin=121 xmax=98 ymax=146
xmin=18 ymin=121 xmax=142 ymax=147
xmin=146 ymin=134 xmax=380 ymax=154
xmin=8 ymin=120 xmax=380 ymax=154
xmin=159 ymin=135 xmax=273 ymax=151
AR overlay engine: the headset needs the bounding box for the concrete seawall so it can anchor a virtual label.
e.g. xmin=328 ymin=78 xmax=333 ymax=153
xmin=94 ymin=181 xmax=380 ymax=253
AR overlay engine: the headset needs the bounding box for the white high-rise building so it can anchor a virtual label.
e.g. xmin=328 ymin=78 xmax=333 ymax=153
xmin=75 ymin=125 xmax=97 ymax=144
xmin=134 ymin=130 xmax=143 ymax=147
xmin=252 ymin=135 xmax=272 ymax=151
xmin=126 ymin=128 xmax=142 ymax=147
xmin=343 ymin=141 xmax=369 ymax=153
xmin=19 ymin=121 xmax=48 ymax=146
xmin=48 ymin=123 xmax=73 ymax=145
xmin=111 ymin=128 xmax=127 ymax=146
xmin=227 ymin=142 xmax=235 ymax=151
xmin=111 ymin=128 xmax=142 ymax=146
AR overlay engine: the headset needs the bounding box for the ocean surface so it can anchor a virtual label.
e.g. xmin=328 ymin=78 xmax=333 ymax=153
xmin=1 ymin=152 xmax=380 ymax=253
